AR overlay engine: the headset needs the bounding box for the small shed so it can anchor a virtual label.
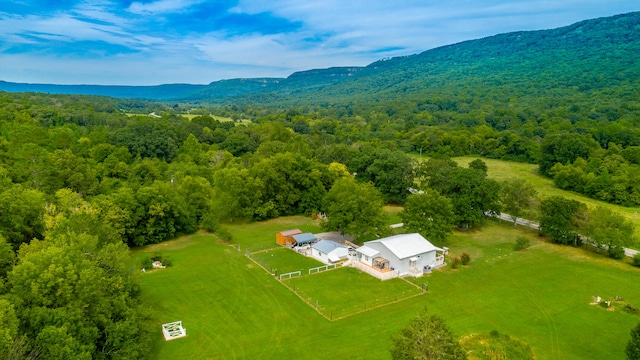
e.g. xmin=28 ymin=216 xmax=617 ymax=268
xmin=276 ymin=229 xmax=303 ymax=246
xmin=292 ymin=233 xmax=317 ymax=247
xmin=311 ymin=240 xmax=350 ymax=264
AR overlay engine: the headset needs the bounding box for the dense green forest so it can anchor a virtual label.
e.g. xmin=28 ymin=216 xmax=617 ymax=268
xmin=1 ymin=11 xmax=640 ymax=358
xmin=0 ymin=88 xmax=638 ymax=357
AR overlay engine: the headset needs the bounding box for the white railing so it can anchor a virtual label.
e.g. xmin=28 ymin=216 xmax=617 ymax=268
xmin=309 ymin=264 xmax=338 ymax=274
xmin=279 ymin=271 xmax=301 ymax=280
xmin=352 ymin=261 xmax=399 ymax=280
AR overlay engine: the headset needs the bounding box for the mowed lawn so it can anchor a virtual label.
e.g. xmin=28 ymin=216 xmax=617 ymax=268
xmin=286 ymin=267 xmax=423 ymax=319
xmin=224 ymin=215 xmax=322 ymax=252
xmin=250 ymin=247 xmax=324 ymax=276
xmin=138 ymin=219 xmax=640 ymax=359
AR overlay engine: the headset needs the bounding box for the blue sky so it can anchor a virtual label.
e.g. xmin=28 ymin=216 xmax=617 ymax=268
xmin=0 ymin=0 xmax=638 ymax=85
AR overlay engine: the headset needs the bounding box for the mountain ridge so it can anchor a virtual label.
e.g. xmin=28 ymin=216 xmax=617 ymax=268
xmin=0 ymin=11 xmax=638 ymax=103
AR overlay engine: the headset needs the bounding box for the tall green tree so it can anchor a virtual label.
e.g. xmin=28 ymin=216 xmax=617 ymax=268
xmin=539 ymin=196 xmax=587 ymax=245
xmin=347 ymin=146 xmax=414 ymax=203
xmin=436 ymin=167 xmax=501 ymax=229
xmin=0 ymin=184 xmax=46 ymax=249
xmin=390 ymin=310 xmax=466 ymax=360
xmin=321 ymin=177 xmax=388 ymax=242
xmin=0 ymin=235 xmax=14 ymax=279
xmin=400 ymin=192 xmax=455 ymax=243
xmin=585 ymin=206 xmax=636 ymax=259
xmin=8 ymin=232 xmax=151 ymax=359
xmin=539 ymin=132 xmax=599 ymax=176
xmin=212 ymin=166 xmax=262 ymax=221
xmin=110 ymin=117 xmax=179 ymax=161
xmin=0 ymin=298 xmax=19 ymax=357
xmin=249 ymin=153 xmax=332 ymax=218
xmin=419 ymin=159 xmax=500 ymax=229
xmin=500 ymin=179 xmax=538 ymax=228
xmin=627 ymin=321 xmax=640 ymax=360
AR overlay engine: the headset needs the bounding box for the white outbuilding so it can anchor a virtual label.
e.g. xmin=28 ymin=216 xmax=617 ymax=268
xmin=311 ymin=240 xmax=350 ymax=264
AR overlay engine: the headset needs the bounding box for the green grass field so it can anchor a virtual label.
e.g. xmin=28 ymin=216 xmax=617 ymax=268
xmin=223 ymin=216 xmax=322 ymax=252
xmin=137 ymin=217 xmax=640 ymax=359
xmin=286 ymin=267 xmax=423 ymax=319
xmin=384 ymin=205 xmax=403 ymax=225
xmin=454 ymin=156 xmax=640 ymax=243
xmin=250 ymin=247 xmax=324 ymax=276
xmin=453 ymin=156 xmax=640 ymax=221
xmin=181 ymin=113 xmax=253 ymax=125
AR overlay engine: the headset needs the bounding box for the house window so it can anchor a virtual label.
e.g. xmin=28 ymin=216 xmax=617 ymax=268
xmin=364 ymin=255 xmax=369 ymax=261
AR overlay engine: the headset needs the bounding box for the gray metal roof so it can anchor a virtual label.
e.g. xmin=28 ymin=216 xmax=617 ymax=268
xmin=312 ymin=240 xmax=347 ymax=254
xmin=356 ymin=246 xmax=380 ymax=257
xmin=292 ymin=232 xmax=316 ymax=244
xmin=366 ymin=233 xmax=442 ymax=259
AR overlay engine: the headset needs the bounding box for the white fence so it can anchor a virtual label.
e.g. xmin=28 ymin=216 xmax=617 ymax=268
xmin=309 ymin=264 xmax=337 ymax=274
xmin=279 ymin=271 xmax=301 ymax=280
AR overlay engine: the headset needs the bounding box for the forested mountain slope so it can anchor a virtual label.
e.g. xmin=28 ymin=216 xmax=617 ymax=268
xmin=189 ymin=11 xmax=640 ymax=105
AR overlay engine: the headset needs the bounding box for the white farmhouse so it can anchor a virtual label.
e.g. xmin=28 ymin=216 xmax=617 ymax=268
xmin=311 ymin=240 xmax=350 ymax=264
xmin=354 ymin=233 xmax=445 ymax=279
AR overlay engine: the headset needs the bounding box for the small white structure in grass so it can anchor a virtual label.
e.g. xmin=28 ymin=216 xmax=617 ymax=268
xmin=162 ymin=321 xmax=186 ymax=341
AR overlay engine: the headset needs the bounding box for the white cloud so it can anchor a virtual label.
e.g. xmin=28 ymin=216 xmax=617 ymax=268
xmin=127 ymin=0 xmax=205 ymax=15
xmin=0 ymin=10 xmax=164 ymax=51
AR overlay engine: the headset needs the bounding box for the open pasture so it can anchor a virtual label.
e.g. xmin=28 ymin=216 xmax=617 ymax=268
xmin=180 ymin=114 xmax=234 ymax=122
xmin=454 ymin=156 xmax=640 ymax=221
xmin=139 ymin=218 xmax=640 ymax=360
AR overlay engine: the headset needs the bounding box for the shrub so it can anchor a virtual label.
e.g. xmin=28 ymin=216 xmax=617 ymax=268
xmin=624 ymin=304 xmax=639 ymax=314
xmin=514 ymin=237 xmax=531 ymax=251
xmin=162 ymin=255 xmax=173 ymax=267
xmin=141 ymin=256 xmax=153 ymax=270
xmin=200 ymin=212 xmax=220 ymax=232
xmin=216 ymin=227 xmax=234 ymax=242
xmin=633 ymin=253 xmax=640 ymax=267
xmin=391 ymin=310 xmax=466 ymax=360
xmin=151 ymin=252 xmax=163 ymax=262
xmin=608 ymin=245 xmax=625 ymax=260
xmin=451 ymin=256 xmax=461 ymax=269
xmin=460 ymin=252 xmax=471 ymax=265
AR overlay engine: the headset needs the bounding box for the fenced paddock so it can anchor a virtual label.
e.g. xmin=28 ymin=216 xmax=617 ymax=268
xmin=280 ymin=271 xmax=301 ymax=280
xmin=309 ymin=263 xmax=338 ymax=274
xmin=250 ymin=247 xmax=324 ymax=277
xmin=286 ymin=267 xmax=423 ymax=320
